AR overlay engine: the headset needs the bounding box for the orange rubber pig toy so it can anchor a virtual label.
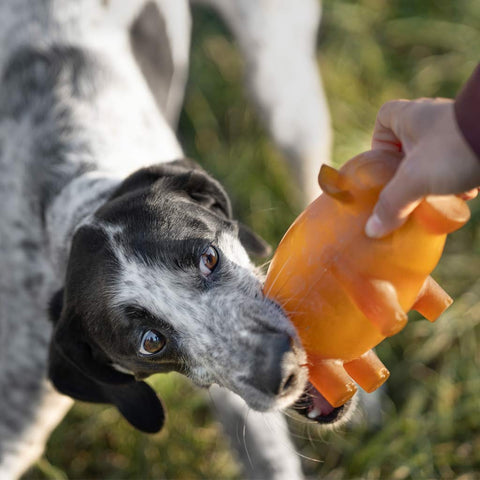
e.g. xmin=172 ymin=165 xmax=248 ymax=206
xmin=264 ymin=150 xmax=470 ymax=408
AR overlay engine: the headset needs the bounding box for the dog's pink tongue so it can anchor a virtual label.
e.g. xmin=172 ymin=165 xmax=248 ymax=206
xmin=308 ymin=389 xmax=335 ymax=419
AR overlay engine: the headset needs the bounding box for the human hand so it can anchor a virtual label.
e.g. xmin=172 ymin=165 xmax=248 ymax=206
xmin=365 ymin=98 xmax=480 ymax=238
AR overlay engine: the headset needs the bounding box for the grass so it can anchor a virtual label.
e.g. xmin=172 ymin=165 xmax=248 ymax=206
xmin=24 ymin=1 xmax=480 ymax=478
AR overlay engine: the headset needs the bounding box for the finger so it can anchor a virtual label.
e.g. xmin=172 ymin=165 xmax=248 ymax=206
xmin=457 ymin=188 xmax=479 ymax=201
xmin=365 ymin=158 xmax=425 ymax=238
xmin=371 ymin=119 xmax=402 ymax=152
xmin=371 ymin=100 xmax=410 ymax=151
xmin=371 ymin=133 xmax=403 ymax=152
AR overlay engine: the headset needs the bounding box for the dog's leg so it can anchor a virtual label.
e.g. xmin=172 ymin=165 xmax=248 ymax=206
xmin=191 ymin=0 xmax=331 ymax=203
xmin=0 ymin=304 xmax=72 ymax=479
xmin=209 ymin=385 xmax=303 ymax=480
xmin=129 ymin=0 xmax=191 ymax=130
xmin=0 ymin=384 xmax=72 ymax=480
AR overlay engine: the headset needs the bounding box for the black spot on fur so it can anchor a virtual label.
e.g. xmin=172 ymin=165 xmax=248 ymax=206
xmin=23 ymin=273 xmax=44 ymax=293
xmin=20 ymin=239 xmax=41 ymax=261
xmin=0 ymin=45 xmax=102 ymax=218
xmin=2 ymin=44 xmax=101 ymax=118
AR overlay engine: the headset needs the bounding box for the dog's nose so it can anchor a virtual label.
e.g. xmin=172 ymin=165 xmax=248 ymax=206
xmin=252 ymin=332 xmax=301 ymax=397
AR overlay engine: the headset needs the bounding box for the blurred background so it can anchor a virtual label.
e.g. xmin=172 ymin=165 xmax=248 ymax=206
xmin=25 ymin=0 xmax=479 ymax=478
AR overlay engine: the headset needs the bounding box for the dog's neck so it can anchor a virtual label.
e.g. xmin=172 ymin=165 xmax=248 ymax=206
xmin=45 ymin=173 xmax=121 ymax=277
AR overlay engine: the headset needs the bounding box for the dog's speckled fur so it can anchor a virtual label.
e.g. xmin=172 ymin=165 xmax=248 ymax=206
xmin=0 ymin=1 xmax=343 ymax=479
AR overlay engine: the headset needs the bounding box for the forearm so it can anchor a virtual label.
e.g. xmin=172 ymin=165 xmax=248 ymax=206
xmin=454 ymin=63 xmax=480 ymax=160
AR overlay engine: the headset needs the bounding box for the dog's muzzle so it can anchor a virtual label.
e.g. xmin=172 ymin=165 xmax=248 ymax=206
xmin=249 ymin=332 xmax=304 ymax=398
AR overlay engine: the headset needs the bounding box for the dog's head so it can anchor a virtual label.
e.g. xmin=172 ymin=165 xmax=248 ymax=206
xmin=48 ymin=159 xmax=352 ymax=432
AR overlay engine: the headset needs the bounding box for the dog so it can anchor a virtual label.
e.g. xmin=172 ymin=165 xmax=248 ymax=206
xmin=0 ymin=1 xmax=352 ymax=478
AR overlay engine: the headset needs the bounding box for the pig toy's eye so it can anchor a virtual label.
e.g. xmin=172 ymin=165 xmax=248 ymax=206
xmin=199 ymin=246 xmax=219 ymax=276
xmin=139 ymin=329 xmax=166 ymax=355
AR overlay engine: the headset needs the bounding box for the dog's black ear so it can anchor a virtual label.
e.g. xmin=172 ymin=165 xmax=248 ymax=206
xmin=49 ymin=341 xmax=165 ymax=433
xmin=48 ymin=301 xmax=165 ymax=433
xmin=48 ymin=288 xmax=65 ymax=325
xmin=238 ymin=223 xmax=272 ymax=258
xmin=109 ymin=159 xmax=232 ymax=219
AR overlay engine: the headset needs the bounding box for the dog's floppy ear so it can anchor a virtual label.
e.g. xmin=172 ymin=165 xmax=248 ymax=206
xmin=238 ymin=223 xmax=272 ymax=258
xmin=109 ymin=159 xmax=232 ymax=219
xmin=48 ymin=291 xmax=165 ymax=433
xmin=48 ymin=288 xmax=65 ymax=325
xmin=49 ymin=341 xmax=165 ymax=433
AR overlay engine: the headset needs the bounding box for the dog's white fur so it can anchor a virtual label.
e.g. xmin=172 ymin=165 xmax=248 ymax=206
xmin=193 ymin=0 xmax=332 ymax=201
xmin=0 ymin=1 xmax=333 ymax=478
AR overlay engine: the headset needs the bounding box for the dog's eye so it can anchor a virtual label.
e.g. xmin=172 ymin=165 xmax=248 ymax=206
xmin=199 ymin=246 xmax=219 ymax=276
xmin=139 ymin=330 xmax=166 ymax=355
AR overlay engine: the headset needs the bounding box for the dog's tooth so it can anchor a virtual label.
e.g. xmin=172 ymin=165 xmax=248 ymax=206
xmin=307 ymin=407 xmax=322 ymax=419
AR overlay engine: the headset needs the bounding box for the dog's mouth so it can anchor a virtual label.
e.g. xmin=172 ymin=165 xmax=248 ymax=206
xmin=292 ymin=382 xmax=349 ymax=424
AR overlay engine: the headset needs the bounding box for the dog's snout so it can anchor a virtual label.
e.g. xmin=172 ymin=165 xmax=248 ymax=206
xmin=252 ymin=332 xmax=301 ymax=397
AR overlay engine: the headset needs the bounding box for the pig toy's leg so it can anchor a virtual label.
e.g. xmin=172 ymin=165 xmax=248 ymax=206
xmin=331 ymin=258 xmax=407 ymax=336
xmin=412 ymin=275 xmax=453 ymax=322
xmin=308 ymin=351 xmax=389 ymax=409
xmin=344 ymin=350 xmax=390 ymax=393
xmin=308 ymin=356 xmax=357 ymax=408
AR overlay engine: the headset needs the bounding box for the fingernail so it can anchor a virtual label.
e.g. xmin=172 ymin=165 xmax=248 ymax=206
xmin=365 ymin=213 xmax=385 ymax=238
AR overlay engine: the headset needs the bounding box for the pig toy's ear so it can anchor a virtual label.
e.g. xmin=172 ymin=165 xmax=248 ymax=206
xmin=318 ymin=165 xmax=353 ymax=202
xmin=414 ymin=195 xmax=470 ymax=234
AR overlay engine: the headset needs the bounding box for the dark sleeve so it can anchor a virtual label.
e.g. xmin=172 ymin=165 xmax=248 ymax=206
xmin=454 ymin=63 xmax=480 ymax=160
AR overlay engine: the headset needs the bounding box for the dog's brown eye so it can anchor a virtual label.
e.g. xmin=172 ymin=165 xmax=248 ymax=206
xmin=200 ymin=246 xmax=219 ymax=276
xmin=139 ymin=330 xmax=166 ymax=355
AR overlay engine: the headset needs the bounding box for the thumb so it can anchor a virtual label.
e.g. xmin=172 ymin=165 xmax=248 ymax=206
xmin=365 ymin=158 xmax=425 ymax=238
